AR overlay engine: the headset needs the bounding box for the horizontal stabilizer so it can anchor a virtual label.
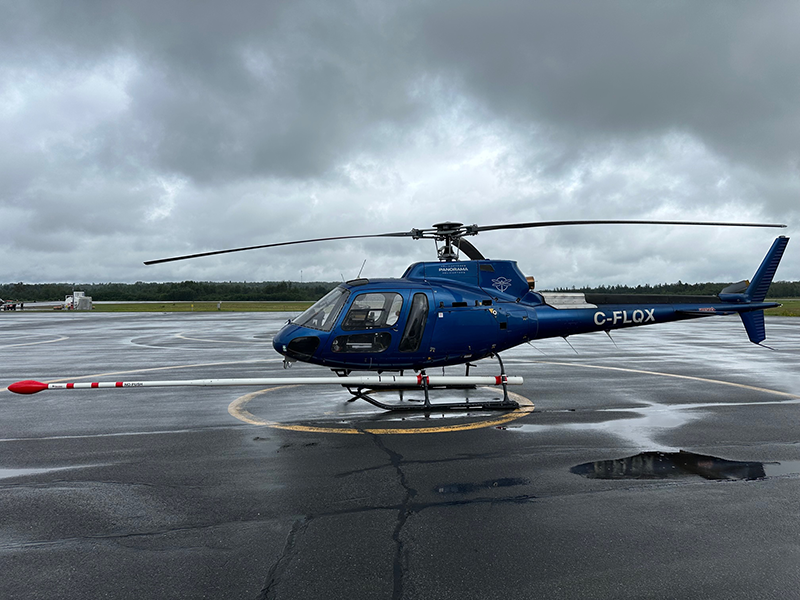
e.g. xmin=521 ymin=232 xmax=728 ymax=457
xmin=676 ymin=309 xmax=736 ymax=317
xmin=721 ymin=280 xmax=749 ymax=294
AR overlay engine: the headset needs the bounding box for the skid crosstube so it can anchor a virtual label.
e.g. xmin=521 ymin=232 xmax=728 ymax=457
xmin=344 ymin=386 xmax=519 ymax=411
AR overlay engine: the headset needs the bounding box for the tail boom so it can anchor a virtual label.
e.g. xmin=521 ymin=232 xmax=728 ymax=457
xmin=533 ymin=236 xmax=788 ymax=345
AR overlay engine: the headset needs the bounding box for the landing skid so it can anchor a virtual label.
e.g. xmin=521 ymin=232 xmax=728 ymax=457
xmin=339 ymin=354 xmax=519 ymax=412
xmin=345 ymin=386 xmax=519 ymax=412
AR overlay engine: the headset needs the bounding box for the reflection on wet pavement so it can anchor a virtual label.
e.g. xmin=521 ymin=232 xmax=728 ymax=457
xmin=571 ymin=450 xmax=800 ymax=481
xmin=435 ymin=477 xmax=530 ymax=494
xmin=0 ymin=465 xmax=103 ymax=480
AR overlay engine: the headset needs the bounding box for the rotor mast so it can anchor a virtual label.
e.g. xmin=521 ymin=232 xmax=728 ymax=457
xmin=433 ymin=221 xmax=467 ymax=261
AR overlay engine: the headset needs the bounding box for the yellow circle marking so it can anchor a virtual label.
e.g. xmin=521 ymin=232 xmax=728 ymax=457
xmin=228 ymin=386 xmax=534 ymax=435
xmin=229 ymin=360 xmax=800 ymax=435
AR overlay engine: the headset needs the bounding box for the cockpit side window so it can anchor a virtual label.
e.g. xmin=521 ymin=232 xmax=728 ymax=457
xmin=399 ymin=293 xmax=428 ymax=352
xmin=342 ymin=292 xmax=404 ymax=331
xmin=293 ymin=287 xmax=350 ymax=332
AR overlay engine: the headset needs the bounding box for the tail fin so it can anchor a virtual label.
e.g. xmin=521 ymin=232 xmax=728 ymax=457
xmin=746 ymin=236 xmax=789 ymax=302
xmin=736 ymin=236 xmax=789 ymax=345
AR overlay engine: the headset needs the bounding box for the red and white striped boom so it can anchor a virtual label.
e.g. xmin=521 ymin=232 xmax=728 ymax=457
xmin=8 ymin=375 xmax=522 ymax=395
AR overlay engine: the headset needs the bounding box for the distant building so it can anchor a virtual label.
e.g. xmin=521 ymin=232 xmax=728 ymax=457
xmin=65 ymin=291 xmax=93 ymax=310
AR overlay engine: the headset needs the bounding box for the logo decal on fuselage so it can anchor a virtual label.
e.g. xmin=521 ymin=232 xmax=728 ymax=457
xmin=438 ymin=265 xmax=469 ymax=274
xmin=492 ymin=277 xmax=513 ymax=293
xmin=593 ymin=308 xmax=655 ymax=327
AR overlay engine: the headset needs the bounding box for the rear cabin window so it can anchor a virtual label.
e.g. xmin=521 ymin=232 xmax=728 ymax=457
xmin=342 ymin=292 xmax=403 ymax=331
xmin=399 ymin=293 xmax=428 ymax=352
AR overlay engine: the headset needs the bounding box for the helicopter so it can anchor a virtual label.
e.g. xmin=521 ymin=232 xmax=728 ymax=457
xmin=9 ymin=219 xmax=789 ymax=412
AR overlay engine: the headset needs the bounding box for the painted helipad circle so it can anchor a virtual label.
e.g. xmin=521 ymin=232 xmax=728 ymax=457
xmin=228 ymin=359 xmax=800 ymax=435
xmin=18 ymin=358 xmax=798 ymax=435
xmin=228 ymin=386 xmax=535 ymax=434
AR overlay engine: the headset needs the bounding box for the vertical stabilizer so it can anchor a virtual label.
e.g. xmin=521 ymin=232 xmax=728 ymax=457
xmin=735 ymin=236 xmax=789 ymax=345
xmin=746 ymin=236 xmax=789 ymax=302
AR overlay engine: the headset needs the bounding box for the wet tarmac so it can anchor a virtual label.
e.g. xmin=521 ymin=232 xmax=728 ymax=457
xmin=2 ymin=312 xmax=800 ymax=599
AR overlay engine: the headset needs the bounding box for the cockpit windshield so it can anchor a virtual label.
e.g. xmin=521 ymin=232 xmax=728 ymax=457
xmin=293 ymin=286 xmax=350 ymax=332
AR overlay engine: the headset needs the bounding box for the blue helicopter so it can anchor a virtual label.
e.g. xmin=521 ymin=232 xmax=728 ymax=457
xmin=137 ymin=219 xmax=788 ymax=411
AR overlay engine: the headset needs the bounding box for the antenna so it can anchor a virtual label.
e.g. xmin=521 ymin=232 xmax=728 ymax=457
xmin=604 ymin=330 xmax=619 ymax=349
xmin=357 ymin=259 xmax=367 ymax=279
xmin=526 ymin=341 xmax=547 ymax=355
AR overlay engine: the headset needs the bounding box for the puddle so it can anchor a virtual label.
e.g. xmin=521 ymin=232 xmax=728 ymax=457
xmin=571 ymin=451 xmax=800 ymax=481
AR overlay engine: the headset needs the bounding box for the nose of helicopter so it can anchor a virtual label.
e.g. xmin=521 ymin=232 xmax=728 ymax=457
xmin=273 ymin=323 xmax=323 ymax=362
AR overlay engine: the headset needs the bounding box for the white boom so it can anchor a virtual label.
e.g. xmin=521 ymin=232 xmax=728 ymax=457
xmin=8 ymin=375 xmax=522 ymax=395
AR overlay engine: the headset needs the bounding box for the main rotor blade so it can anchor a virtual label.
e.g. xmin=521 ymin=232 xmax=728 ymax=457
xmin=474 ymin=219 xmax=787 ymax=233
xmin=454 ymin=237 xmax=486 ymax=260
xmin=144 ymin=231 xmax=413 ymax=265
xmin=145 ymin=219 xmax=787 ymax=265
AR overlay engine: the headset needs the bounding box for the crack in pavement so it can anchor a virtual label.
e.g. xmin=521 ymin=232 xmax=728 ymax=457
xmin=368 ymin=433 xmax=417 ymax=600
xmin=256 ymin=516 xmax=311 ymax=600
xmin=333 ymin=450 xmax=515 ymax=479
xmin=0 ymin=493 xmax=539 ymax=553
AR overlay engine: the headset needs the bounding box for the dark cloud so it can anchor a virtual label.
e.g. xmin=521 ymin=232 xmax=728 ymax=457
xmin=416 ymin=1 xmax=800 ymax=168
xmin=1 ymin=0 xmax=797 ymax=285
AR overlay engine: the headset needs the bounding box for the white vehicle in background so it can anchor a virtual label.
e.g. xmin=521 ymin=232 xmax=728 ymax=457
xmin=64 ymin=291 xmax=93 ymax=310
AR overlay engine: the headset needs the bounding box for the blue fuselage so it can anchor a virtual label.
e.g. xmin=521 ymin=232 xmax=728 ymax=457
xmin=272 ymin=258 xmax=778 ymax=372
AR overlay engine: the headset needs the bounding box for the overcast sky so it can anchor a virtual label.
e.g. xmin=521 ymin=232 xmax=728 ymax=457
xmin=2 ymin=0 xmax=798 ymax=289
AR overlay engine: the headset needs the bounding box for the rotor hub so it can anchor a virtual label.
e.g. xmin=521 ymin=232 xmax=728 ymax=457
xmin=432 ymin=221 xmax=464 ymax=236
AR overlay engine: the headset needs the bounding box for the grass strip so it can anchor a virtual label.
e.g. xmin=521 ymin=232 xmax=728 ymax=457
xmin=91 ymin=301 xmax=313 ymax=312
xmin=765 ymin=299 xmax=800 ymax=317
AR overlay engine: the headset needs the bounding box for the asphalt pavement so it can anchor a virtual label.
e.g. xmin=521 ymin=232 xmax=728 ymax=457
xmin=2 ymin=311 xmax=800 ymax=599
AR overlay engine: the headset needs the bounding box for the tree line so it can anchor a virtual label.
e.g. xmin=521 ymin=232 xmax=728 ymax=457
xmin=0 ymin=281 xmax=339 ymax=302
xmin=4 ymin=279 xmax=800 ymax=303
xmin=549 ymin=280 xmax=800 ymax=297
